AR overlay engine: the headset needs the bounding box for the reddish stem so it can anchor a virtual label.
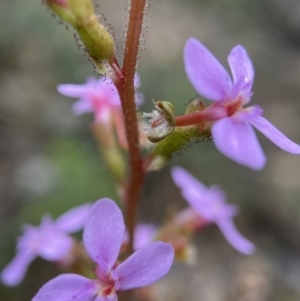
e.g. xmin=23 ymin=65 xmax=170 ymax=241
xmin=114 ymin=0 xmax=147 ymax=254
xmin=175 ymin=106 xmax=227 ymax=127
xmin=48 ymin=0 xmax=68 ymax=7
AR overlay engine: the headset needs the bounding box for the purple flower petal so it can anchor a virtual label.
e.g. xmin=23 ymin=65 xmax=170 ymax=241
xmin=212 ymin=117 xmax=266 ymax=169
xmin=55 ymin=204 xmax=91 ymax=233
xmin=134 ymin=73 xmax=141 ymax=89
xmin=113 ymin=242 xmax=174 ymax=290
xmin=38 ymin=231 xmax=73 ymax=261
xmin=184 ymin=37 xmax=233 ymax=102
xmin=171 ymin=166 xmax=207 ymax=194
xmin=135 ymin=92 xmax=144 ymax=106
xmin=83 ymin=198 xmax=124 ymax=273
xmin=249 ymin=115 xmax=300 ymax=154
xmin=123 ymin=224 xmax=157 ymax=250
xmin=71 ymin=99 xmax=93 ymax=115
xmin=227 ymin=45 xmax=254 ymax=92
xmin=133 ymin=224 xmax=157 ymax=250
xmin=180 ymin=188 xmax=206 ymax=214
xmin=32 ymin=274 xmax=98 ymax=301
xmin=216 ymin=218 xmax=255 ymax=255
xmin=180 ymin=189 xmax=223 ymax=222
xmin=57 ymin=84 xmax=90 ymax=98
xmin=1 ymin=249 xmax=35 ymax=286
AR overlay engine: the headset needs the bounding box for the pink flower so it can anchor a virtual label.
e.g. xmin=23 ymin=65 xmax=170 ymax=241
xmin=171 ymin=166 xmax=255 ymax=255
xmin=58 ymin=75 xmax=144 ymax=148
xmin=184 ymin=38 xmax=300 ymax=169
xmin=31 ymin=199 xmax=174 ymax=301
xmin=58 ymin=76 xmax=143 ymax=124
xmin=1 ymin=204 xmax=91 ymax=286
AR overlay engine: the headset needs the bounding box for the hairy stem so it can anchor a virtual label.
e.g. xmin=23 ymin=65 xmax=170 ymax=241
xmin=175 ymin=106 xmax=227 ymax=127
xmin=114 ymin=0 xmax=147 ymax=254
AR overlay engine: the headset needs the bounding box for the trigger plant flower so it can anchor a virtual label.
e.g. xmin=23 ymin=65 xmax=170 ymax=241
xmin=58 ymin=75 xmax=145 ymax=148
xmin=171 ymin=166 xmax=255 ymax=255
xmin=31 ymin=198 xmax=174 ymax=301
xmin=1 ymin=204 xmax=91 ymax=286
xmin=58 ymin=76 xmax=143 ymax=124
xmin=181 ymin=38 xmax=300 ymax=169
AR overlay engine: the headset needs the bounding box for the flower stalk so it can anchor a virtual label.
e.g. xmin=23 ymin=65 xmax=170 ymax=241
xmin=114 ymin=0 xmax=148 ymax=254
xmin=175 ymin=106 xmax=227 ymax=127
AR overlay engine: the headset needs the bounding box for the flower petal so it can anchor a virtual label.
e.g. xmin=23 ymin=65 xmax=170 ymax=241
xmin=184 ymin=38 xmax=232 ymax=102
xmin=180 ymin=188 xmax=206 ymax=214
xmin=113 ymin=242 xmax=174 ymax=290
xmin=38 ymin=231 xmax=73 ymax=261
xmin=1 ymin=249 xmax=35 ymax=286
xmin=212 ymin=117 xmax=266 ymax=169
xmin=32 ymin=274 xmax=97 ymax=301
xmin=134 ymin=73 xmax=141 ymax=89
xmin=123 ymin=224 xmax=157 ymax=250
xmin=249 ymin=115 xmax=300 ymax=154
xmin=83 ymin=198 xmax=124 ymax=271
xmin=57 ymin=84 xmax=90 ymax=98
xmin=133 ymin=224 xmax=157 ymax=250
xmin=216 ymin=218 xmax=255 ymax=255
xmin=135 ymin=92 xmax=144 ymax=106
xmin=171 ymin=166 xmax=207 ymax=194
xmin=227 ymin=45 xmax=254 ymax=91
xmin=71 ymin=99 xmax=93 ymax=115
xmin=55 ymin=204 xmax=91 ymax=233
xmin=172 ymin=167 xmax=215 ymax=219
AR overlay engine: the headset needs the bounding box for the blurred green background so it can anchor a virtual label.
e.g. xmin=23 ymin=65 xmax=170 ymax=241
xmin=1 ymin=0 xmax=300 ymax=300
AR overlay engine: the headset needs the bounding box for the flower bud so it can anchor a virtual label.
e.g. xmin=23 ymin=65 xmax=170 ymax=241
xmin=46 ymin=0 xmax=115 ymax=65
xmin=46 ymin=0 xmax=76 ymax=24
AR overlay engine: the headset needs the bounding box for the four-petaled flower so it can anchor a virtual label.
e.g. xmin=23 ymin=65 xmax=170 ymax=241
xmin=184 ymin=38 xmax=300 ymax=169
xmin=31 ymin=198 xmax=174 ymax=301
xmin=171 ymin=166 xmax=255 ymax=255
xmin=1 ymin=204 xmax=91 ymax=286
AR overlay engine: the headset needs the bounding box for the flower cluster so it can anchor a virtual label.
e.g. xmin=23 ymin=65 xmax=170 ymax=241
xmin=5 ymin=0 xmax=300 ymax=299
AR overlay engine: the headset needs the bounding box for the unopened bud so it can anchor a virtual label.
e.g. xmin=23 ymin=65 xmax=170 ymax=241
xmin=46 ymin=0 xmax=76 ymax=24
xmin=47 ymin=0 xmax=115 ymax=65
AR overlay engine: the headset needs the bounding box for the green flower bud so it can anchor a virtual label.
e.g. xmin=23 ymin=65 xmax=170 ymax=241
xmin=46 ymin=0 xmax=115 ymax=66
